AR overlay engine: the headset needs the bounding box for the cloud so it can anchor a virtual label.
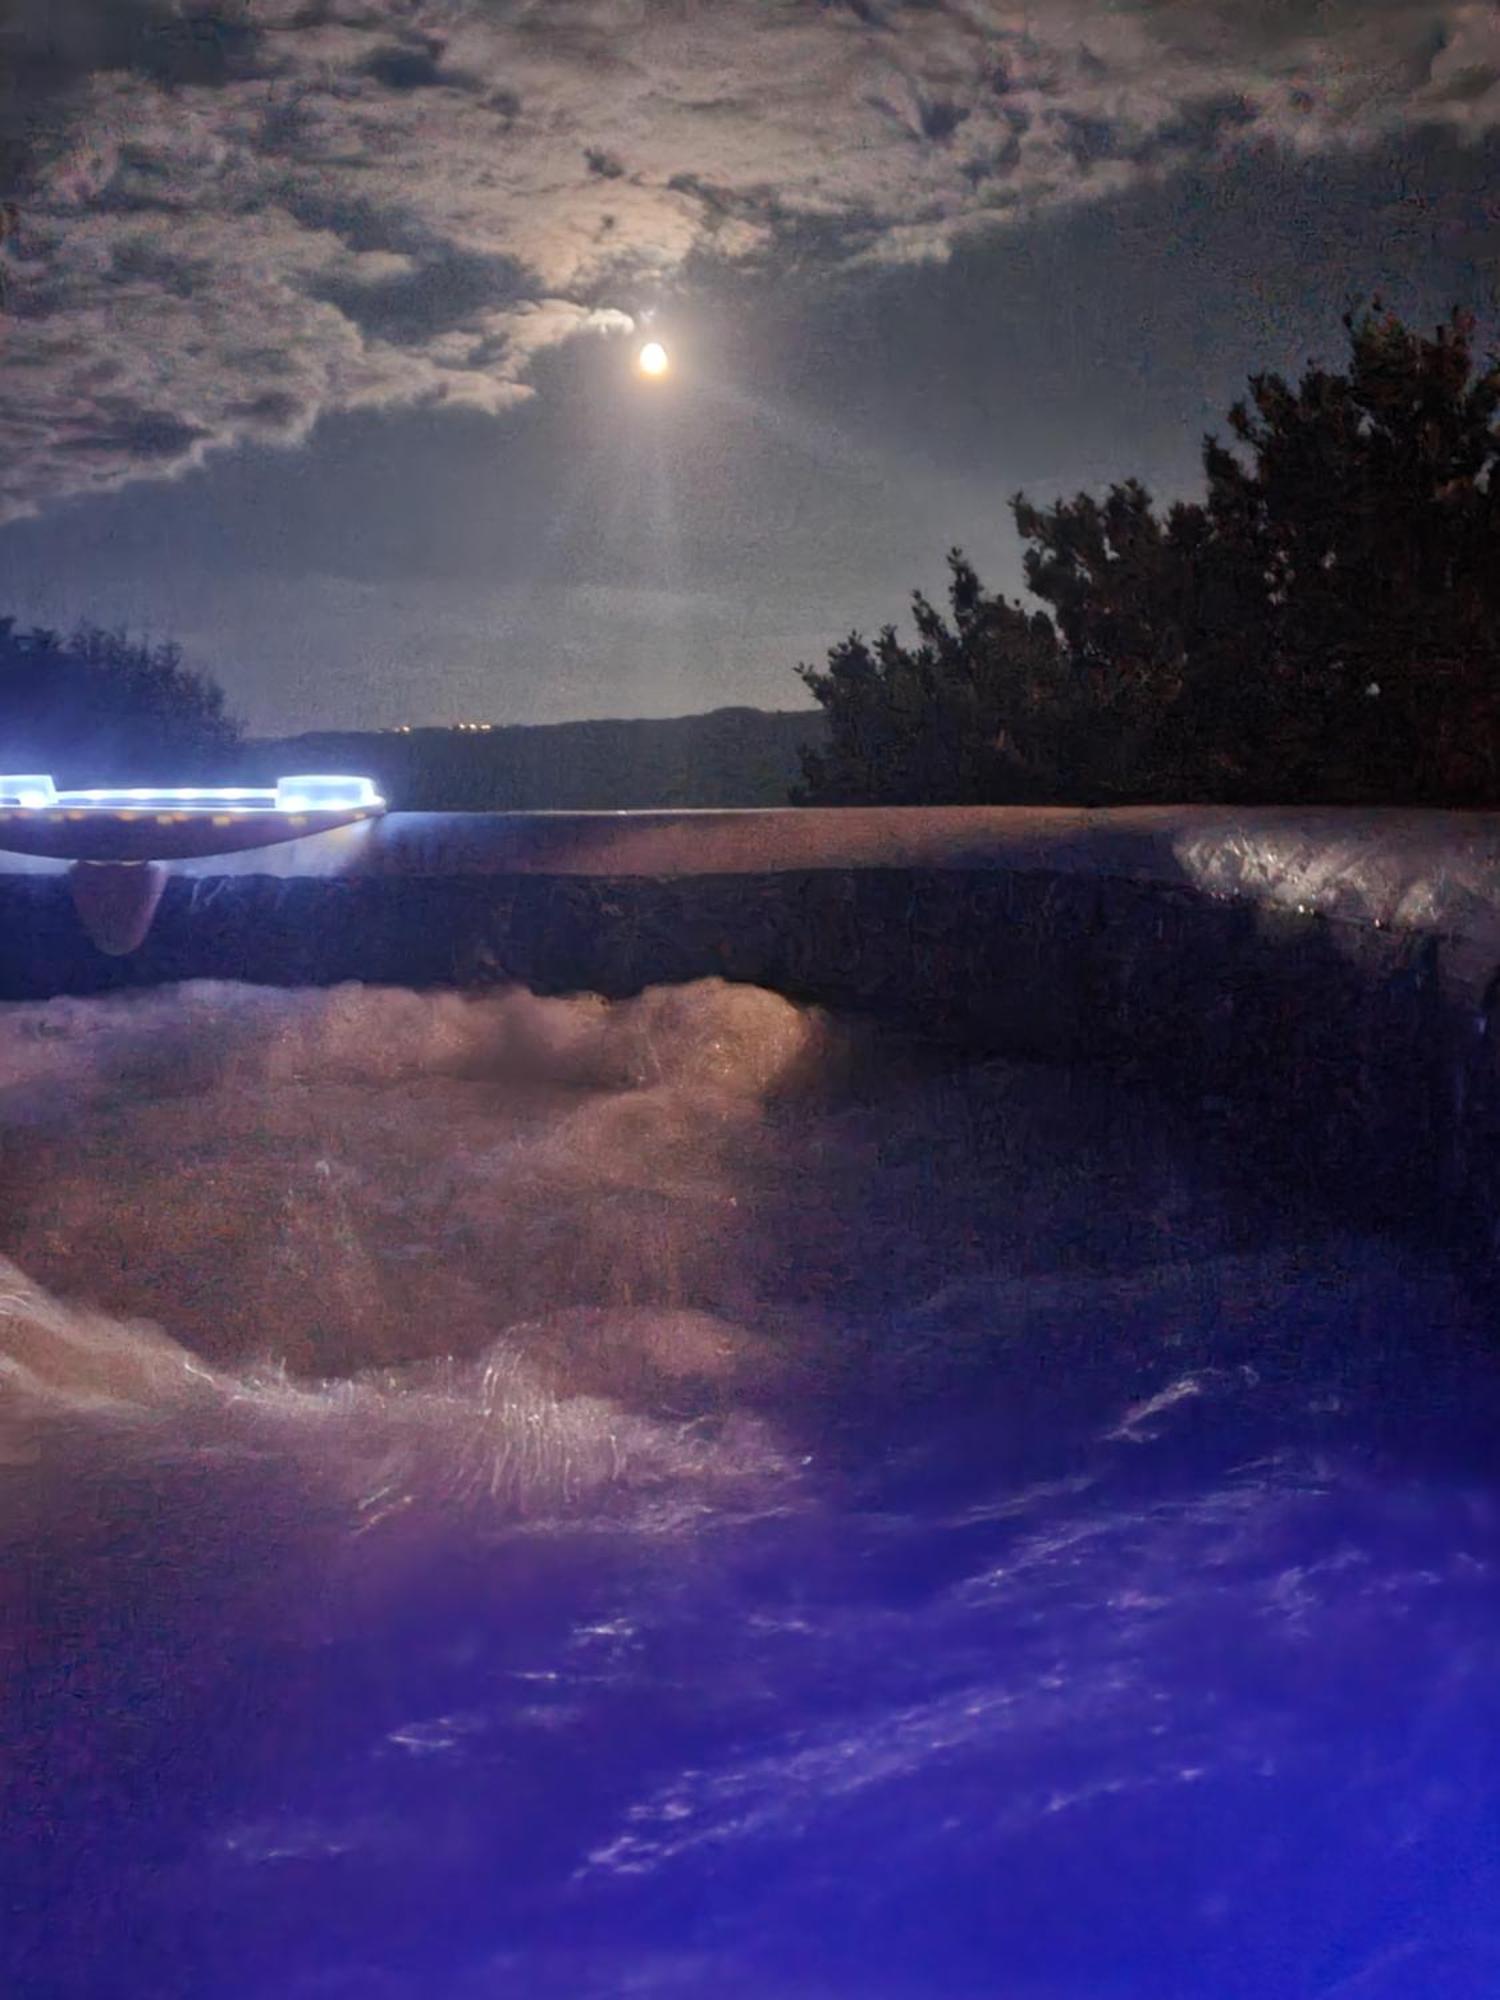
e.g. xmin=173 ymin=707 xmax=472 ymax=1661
xmin=1 ymin=0 xmax=1496 ymax=518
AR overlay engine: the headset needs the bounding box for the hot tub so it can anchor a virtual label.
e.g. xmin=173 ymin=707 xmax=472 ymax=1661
xmin=3 ymin=809 xmax=1500 ymax=1998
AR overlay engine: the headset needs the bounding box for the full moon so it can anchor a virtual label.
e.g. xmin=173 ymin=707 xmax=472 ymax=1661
xmin=638 ymin=340 xmax=669 ymax=377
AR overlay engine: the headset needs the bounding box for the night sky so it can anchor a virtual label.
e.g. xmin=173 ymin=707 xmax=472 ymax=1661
xmin=0 ymin=2 xmax=1496 ymax=734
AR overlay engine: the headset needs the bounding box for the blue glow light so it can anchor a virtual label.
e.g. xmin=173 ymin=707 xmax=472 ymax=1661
xmin=0 ymin=775 xmax=58 ymax=808
xmin=0 ymin=774 xmax=384 ymax=814
xmin=272 ymin=776 xmax=383 ymax=814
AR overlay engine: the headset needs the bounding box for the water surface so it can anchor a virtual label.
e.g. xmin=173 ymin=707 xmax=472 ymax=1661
xmin=3 ymin=980 xmax=1498 ymax=1998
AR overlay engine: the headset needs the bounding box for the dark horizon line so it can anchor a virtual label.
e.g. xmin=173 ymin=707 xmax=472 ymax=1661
xmin=244 ymin=702 xmax=826 ymax=743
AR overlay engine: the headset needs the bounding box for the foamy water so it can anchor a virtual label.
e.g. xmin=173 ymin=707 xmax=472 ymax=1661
xmin=4 ymin=980 xmax=1499 ymax=1998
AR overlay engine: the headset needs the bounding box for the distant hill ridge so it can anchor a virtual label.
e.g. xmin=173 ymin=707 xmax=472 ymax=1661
xmin=241 ymin=706 xmax=827 ymax=811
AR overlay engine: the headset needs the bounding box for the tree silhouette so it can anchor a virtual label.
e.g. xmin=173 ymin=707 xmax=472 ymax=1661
xmin=0 ymin=618 xmax=242 ymax=782
xmin=1200 ymin=304 xmax=1500 ymax=801
xmin=798 ymin=304 xmax=1500 ymax=807
xmin=795 ymin=553 xmax=1079 ymax=805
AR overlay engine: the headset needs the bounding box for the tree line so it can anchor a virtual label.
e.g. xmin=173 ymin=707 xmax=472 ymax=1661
xmin=796 ymin=304 xmax=1500 ymax=807
xmin=3 ymin=304 xmax=1496 ymax=808
xmin=0 ymin=618 xmax=240 ymax=782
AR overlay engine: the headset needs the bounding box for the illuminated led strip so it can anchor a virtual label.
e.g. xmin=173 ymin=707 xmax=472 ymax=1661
xmin=0 ymin=775 xmax=383 ymax=814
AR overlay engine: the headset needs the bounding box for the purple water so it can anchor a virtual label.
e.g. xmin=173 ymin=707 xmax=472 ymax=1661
xmin=3 ymin=980 xmax=1498 ymax=1999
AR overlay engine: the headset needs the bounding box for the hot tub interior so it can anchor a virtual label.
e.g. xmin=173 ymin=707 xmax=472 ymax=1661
xmin=4 ymin=976 xmax=1498 ymax=2000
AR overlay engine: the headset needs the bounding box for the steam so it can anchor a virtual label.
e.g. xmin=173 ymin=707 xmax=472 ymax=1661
xmin=0 ymin=973 xmax=1273 ymax=1529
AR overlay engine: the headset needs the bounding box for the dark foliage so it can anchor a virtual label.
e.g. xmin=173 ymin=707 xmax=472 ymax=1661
xmin=0 ymin=619 xmax=241 ymax=782
xmin=798 ymin=304 xmax=1500 ymax=806
xmin=795 ymin=555 xmax=1083 ymax=804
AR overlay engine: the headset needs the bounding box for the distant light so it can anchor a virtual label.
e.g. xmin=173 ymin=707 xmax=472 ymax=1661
xmin=638 ymin=340 xmax=669 ymax=378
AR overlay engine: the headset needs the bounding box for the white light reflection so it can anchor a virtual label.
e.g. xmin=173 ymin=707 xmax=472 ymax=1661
xmin=0 ymin=775 xmax=58 ymax=808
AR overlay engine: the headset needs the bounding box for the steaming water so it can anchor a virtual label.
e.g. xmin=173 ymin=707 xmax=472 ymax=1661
xmin=3 ymin=980 xmax=1499 ymax=1999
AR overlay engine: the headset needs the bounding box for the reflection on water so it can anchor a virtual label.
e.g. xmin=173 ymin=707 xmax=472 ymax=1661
xmin=3 ymin=980 xmax=1499 ymax=1999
